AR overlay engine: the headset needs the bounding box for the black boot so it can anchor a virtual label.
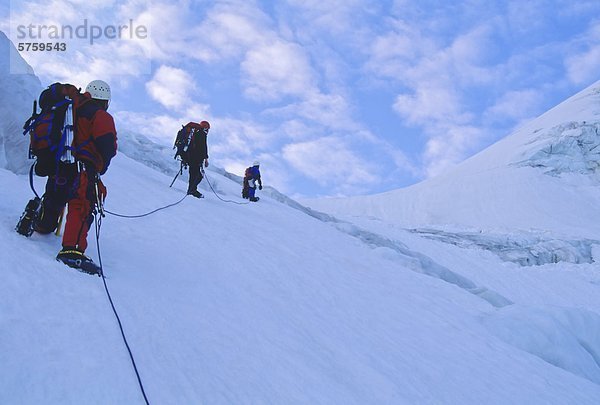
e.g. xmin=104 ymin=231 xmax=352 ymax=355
xmin=34 ymin=205 xmax=62 ymax=234
xmin=15 ymin=197 xmax=42 ymax=237
xmin=187 ymin=190 xmax=203 ymax=198
xmin=56 ymin=248 xmax=101 ymax=276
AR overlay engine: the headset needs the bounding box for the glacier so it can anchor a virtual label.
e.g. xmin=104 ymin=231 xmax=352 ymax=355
xmin=2 ymin=31 xmax=600 ymax=404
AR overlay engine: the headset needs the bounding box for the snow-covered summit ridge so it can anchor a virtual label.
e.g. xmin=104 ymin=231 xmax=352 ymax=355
xmin=305 ymin=80 xmax=600 ymax=238
xmin=492 ymin=83 xmax=600 ymax=177
xmin=465 ymin=79 xmax=600 ymax=173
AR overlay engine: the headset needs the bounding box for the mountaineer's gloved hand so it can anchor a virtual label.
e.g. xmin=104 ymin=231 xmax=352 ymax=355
xmin=96 ymin=179 xmax=107 ymax=201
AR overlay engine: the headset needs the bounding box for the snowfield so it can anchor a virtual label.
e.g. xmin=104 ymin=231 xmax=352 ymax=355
xmin=3 ymin=156 xmax=600 ymax=404
xmin=2 ymin=32 xmax=600 ymax=404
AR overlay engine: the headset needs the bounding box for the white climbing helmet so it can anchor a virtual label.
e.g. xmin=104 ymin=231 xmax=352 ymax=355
xmin=253 ymin=160 xmax=260 ymax=166
xmin=85 ymin=80 xmax=111 ymax=101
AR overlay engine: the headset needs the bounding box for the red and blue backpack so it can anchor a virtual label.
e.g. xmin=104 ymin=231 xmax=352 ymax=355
xmin=22 ymin=83 xmax=74 ymax=176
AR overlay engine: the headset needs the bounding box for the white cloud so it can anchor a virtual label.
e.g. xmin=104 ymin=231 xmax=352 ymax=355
xmin=389 ymin=147 xmax=419 ymax=177
xmin=448 ymin=25 xmax=497 ymax=85
xmin=145 ymin=65 xmax=195 ymax=110
xmin=484 ymin=89 xmax=542 ymax=123
xmin=195 ymin=5 xmax=271 ymax=62
xmin=252 ymin=153 xmax=292 ymax=193
xmin=282 ymin=137 xmax=378 ymax=191
xmin=114 ymin=111 xmax=186 ymax=146
xmin=282 ymin=0 xmax=379 ymax=39
xmin=265 ymin=92 xmax=357 ymax=131
xmin=422 ymin=125 xmax=484 ymax=178
xmin=367 ymin=16 xmax=509 ymax=178
xmin=141 ymin=2 xmax=326 ymax=109
xmin=135 ymin=1 xmax=273 ymax=64
xmin=113 ymin=100 xmax=211 ymax=147
xmin=558 ymin=1 xmax=600 ymax=16
xmin=393 ymin=84 xmax=472 ymax=127
xmin=68 ymin=0 xmax=116 ymax=8
xmin=367 ymin=30 xmax=428 ymax=78
xmin=506 ymin=0 xmax=549 ymax=36
xmin=5 ymin=0 xmax=152 ymax=81
xmin=277 ymin=119 xmax=316 ymax=141
xmin=241 ymin=40 xmax=317 ymax=101
xmin=209 ymin=117 xmax=275 ymax=156
xmin=565 ymin=20 xmax=600 ymax=86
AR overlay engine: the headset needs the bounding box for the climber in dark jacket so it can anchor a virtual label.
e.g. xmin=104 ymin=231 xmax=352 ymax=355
xmin=181 ymin=120 xmax=209 ymax=198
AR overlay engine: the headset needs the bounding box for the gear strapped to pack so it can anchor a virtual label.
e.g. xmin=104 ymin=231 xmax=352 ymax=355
xmin=23 ymin=84 xmax=75 ymax=170
xmin=173 ymin=125 xmax=193 ymax=164
xmin=22 ymin=83 xmax=101 ymax=179
xmin=173 ymin=121 xmax=209 ymax=165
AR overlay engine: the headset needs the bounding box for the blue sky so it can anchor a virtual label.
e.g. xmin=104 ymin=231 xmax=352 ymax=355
xmin=2 ymin=0 xmax=600 ymax=197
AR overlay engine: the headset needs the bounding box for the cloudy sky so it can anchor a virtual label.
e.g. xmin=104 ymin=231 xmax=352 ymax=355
xmin=2 ymin=0 xmax=600 ymax=197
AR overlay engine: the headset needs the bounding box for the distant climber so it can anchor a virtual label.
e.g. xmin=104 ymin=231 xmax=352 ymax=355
xmin=242 ymin=161 xmax=262 ymax=202
xmin=173 ymin=120 xmax=210 ymax=198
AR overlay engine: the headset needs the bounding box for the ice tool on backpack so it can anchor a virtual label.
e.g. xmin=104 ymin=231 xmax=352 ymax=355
xmin=23 ymin=83 xmax=75 ymax=167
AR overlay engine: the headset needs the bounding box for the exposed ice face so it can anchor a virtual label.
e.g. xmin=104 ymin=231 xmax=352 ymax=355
xmin=410 ymin=228 xmax=598 ymax=266
xmin=518 ymin=121 xmax=600 ymax=177
xmin=0 ymin=31 xmax=42 ymax=174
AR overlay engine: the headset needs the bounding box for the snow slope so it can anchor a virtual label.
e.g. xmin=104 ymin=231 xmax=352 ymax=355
xmin=3 ymin=156 xmax=600 ymax=404
xmin=2 ymin=30 xmax=600 ymax=404
xmin=294 ymin=78 xmax=600 ymax=402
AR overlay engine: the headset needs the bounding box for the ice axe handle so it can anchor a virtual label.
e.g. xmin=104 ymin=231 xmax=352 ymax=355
xmin=169 ymin=162 xmax=183 ymax=188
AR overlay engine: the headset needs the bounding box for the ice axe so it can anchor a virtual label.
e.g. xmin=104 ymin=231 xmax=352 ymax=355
xmin=170 ymin=161 xmax=185 ymax=188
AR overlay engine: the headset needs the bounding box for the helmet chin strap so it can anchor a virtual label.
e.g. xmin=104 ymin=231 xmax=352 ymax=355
xmin=91 ymin=98 xmax=110 ymax=111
